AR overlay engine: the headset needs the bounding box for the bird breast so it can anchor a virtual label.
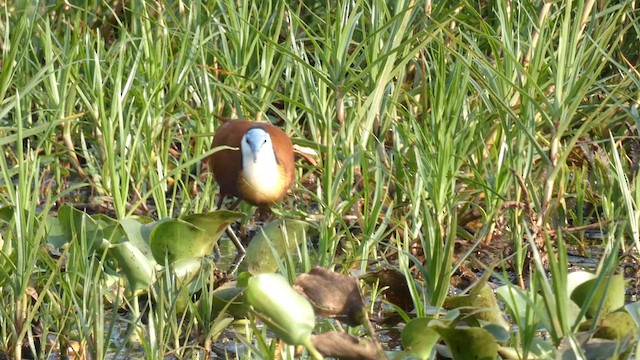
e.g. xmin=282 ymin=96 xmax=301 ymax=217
xmin=239 ymin=161 xmax=288 ymax=205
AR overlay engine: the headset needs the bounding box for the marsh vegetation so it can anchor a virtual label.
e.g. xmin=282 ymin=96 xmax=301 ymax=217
xmin=1 ymin=0 xmax=640 ymax=359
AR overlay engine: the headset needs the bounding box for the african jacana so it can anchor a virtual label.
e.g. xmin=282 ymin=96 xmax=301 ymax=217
xmin=204 ymin=119 xmax=295 ymax=252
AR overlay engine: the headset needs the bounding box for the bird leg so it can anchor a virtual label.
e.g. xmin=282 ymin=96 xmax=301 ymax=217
xmin=216 ymin=195 xmax=247 ymax=254
xmin=225 ymin=227 xmax=246 ymax=254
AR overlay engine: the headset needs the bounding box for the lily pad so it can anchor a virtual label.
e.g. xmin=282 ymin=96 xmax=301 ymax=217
xmin=149 ymin=211 xmax=241 ymax=263
xmin=45 ymin=216 xmax=68 ymax=248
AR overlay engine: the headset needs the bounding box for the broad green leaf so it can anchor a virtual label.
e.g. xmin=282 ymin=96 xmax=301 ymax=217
xmin=567 ymin=271 xmax=597 ymax=297
xmin=172 ymin=259 xmax=203 ymax=313
xmin=444 ymin=281 xmax=509 ymax=330
xmin=45 ymin=216 xmax=67 ymax=248
xmin=181 ymin=210 xmax=244 ymax=236
xmin=0 ymin=206 xmax=13 ymax=223
xmin=483 ymin=323 xmax=510 ymax=342
xmin=434 ymin=326 xmax=498 ymax=360
xmin=172 ymin=258 xmax=203 ymax=286
xmin=245 ymin=219 xmax=309 ymax=274
xmin=149 ymin=219 xmax=204 ymax=263
xmin=210 ymin=286 xmax=247 ymax=319
xmin=109 ymin=240 xmax=155 ymax=296
xmin=149 ymin=212 xmax=243 ymax=264
xmin=245 ymin=273 xmax=316 ymax=349
xmin=558 ymin=331 xmax=633 ymax=360
xmin=496 ymin=285 xmax=542 ymax=327
xmin=578 ymin=310 xmax=638 ymax=340
xmin=401 ymin=317 xmax=440 ymax=359
xmin=625 ymin=302 xmax=640 ymax=328
xmin=570 ymin=272 xmax=625 ymax=317
xmin=498 ymin=339 xmax=556 ymax=359
xmin=57 ymin=204 xmax=104 ymax=251
xmin=119 ymin=217 xmax=156 ymax=264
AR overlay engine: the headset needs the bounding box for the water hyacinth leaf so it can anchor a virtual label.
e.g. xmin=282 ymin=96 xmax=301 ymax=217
xmin=567 ymin=271 xmax=597 ymax=297
xmin=149 ymin=212 xmax=243 ymax=263
xmin=109 ymin=240 xmax=155 ymax=295
xmin=171 ymin=259 xmax=204 ymax=314
xmin=311 ymin=331 xmax=378 ymax=360
xmin=625 ymin=302 xmax=640 ymax=328
xmin=401 ymin=317 xmax=440 ymax=359
xmin=558 ymin=331 xmax=633 ymax=360
xmin=483 ymin=323 xmax=510 ymax=342
xmin=578 ymin=310 xmax=638 ymax=340
xmin=118 ymin=217 xmax=156 ymax=264
xmin=570 ymin=272 xmax=625 ymax=317
xmin=434 ymin=326 xmax=498 ymax=360
xmin=444 ymin=281 xmax=509 ymax=330
xmin=236 ymin=271 xmax=252 ymax=287
xmin=498 ymin=339 xmax=556 ymax=359
xmin=496 ymin=285 xmax=543 ymax=328
xmin=529 ymin=338 xmax=556 ymax=358
xmin=244 ymin=273 xmax=320 ymax=358
xmin=45 ymin=216 xmax=67 ymax=248
xmin=148 ymin=219 xmax=206 ymax=263
xmin=245 ymin=219 xmax=309 ymax=274
xmin=294 ymin=267 xmax=365 ymax=326
xmin=181 ymin=210 xmax=244 ymax=236
xmin=171 ymin=258 xmax=203 ymax=286
xmin=210 ymin=286 xmax=247 ymax=319
xmin=57 ymin=204 xmax=104 ymax=251
xmin=0 ymin=206 xmax=13 ymax=223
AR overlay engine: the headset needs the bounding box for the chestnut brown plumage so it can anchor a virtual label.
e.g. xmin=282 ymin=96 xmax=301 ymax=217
xmin=205 ymin=119 xmax=295 ymax=208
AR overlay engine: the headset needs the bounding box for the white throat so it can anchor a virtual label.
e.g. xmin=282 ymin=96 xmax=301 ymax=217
xmin=241 ymin=128 xmax=280 ymax=194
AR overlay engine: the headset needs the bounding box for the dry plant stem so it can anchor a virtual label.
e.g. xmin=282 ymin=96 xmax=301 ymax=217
xmin=579 ymin=0 xmax=597 ymax=35
xmin=509 ymin=169 xmax=541 ymax=289
xmin=524 ymin=1 xmax=551 ymax=67
xmin=541 ymin=134 xmax=559 ymax=226
xmin=61 ymin=116 xmax=87 ymax=179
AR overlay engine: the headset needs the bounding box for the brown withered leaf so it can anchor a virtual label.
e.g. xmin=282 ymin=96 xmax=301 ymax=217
xmin=310 ymin=331 xmax=379 ymax=360
xmin=361 ymin=268 xmax=414 ymax=312
xmin=294 ymin=267 xmax=365 ymax=326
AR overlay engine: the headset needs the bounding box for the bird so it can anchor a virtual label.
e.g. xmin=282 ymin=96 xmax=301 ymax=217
xmin=204 ymin=119 xmax=295 ymax=252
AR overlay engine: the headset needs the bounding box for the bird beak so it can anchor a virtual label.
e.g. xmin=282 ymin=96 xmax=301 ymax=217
xmin=249 ymin=141 xmax=263 ymax=163
xmin=251 ymin=149 xmax=260 ymax=163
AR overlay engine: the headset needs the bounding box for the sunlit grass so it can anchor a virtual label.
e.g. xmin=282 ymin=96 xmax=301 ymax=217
xmin=0 ymin=0 xmax=639 ymax=358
